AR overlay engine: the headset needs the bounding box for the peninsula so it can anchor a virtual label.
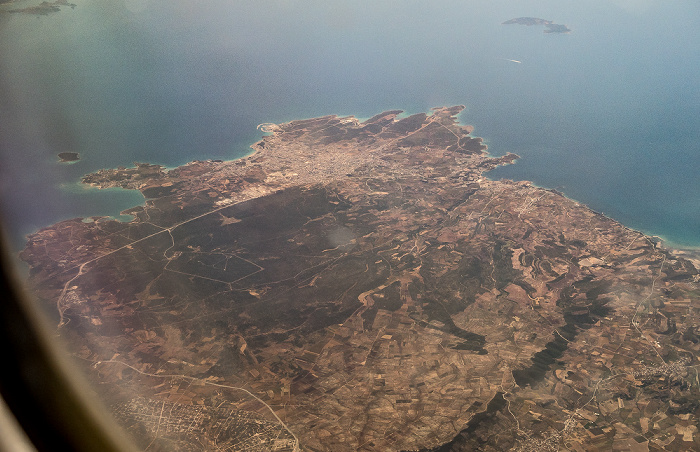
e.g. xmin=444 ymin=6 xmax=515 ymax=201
xmin=21 ymin=107 xmax=699 ymax=451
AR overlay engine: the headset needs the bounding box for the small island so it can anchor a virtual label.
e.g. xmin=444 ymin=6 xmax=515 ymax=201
xmin=543 ymin=23 xmax=571 ymax=34
xmin=8 ymin=0 xmax=75 ymax=15
xmin=503 ymin=16 xmax=571 ymax=34
xmin=57 ymin=152 xmax=80 ymax=163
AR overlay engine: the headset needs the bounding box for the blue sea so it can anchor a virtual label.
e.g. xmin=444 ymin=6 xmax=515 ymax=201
xmin=1 ymin=0 xmax=699 ymax=256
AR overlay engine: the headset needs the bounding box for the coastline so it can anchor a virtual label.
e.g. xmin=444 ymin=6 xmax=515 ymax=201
xmin=18 ymin=106 xmax=700 ymax=451
xmin=18 ymin=105 xmax=493 ymax=252
xmin=24 ymin=103 xmax=699 ymax=267
xmin=484 ymin=168 xmax=700 ymax=254
xmin=37 ymin=107 xmax=699 ymax=261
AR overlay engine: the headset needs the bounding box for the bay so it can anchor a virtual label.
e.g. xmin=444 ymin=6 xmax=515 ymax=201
xmin=1 ymin=0 xmax=698 ymax=255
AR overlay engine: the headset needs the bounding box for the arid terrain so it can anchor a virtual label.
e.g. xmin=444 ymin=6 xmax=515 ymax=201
xmin=21 ymin=107 xmax=700 ymax=451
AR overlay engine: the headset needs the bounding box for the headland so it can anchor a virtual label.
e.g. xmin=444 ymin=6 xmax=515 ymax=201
xmin=20 ymin=107 xmax=699 ymax=451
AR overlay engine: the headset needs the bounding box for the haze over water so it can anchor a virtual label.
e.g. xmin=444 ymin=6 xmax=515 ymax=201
xmin=1 ymin=0 xmax=699 ymax=253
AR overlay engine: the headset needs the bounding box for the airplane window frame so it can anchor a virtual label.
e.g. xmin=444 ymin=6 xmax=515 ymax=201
xmin=0 ymin=230 xmax=133 ymax=452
